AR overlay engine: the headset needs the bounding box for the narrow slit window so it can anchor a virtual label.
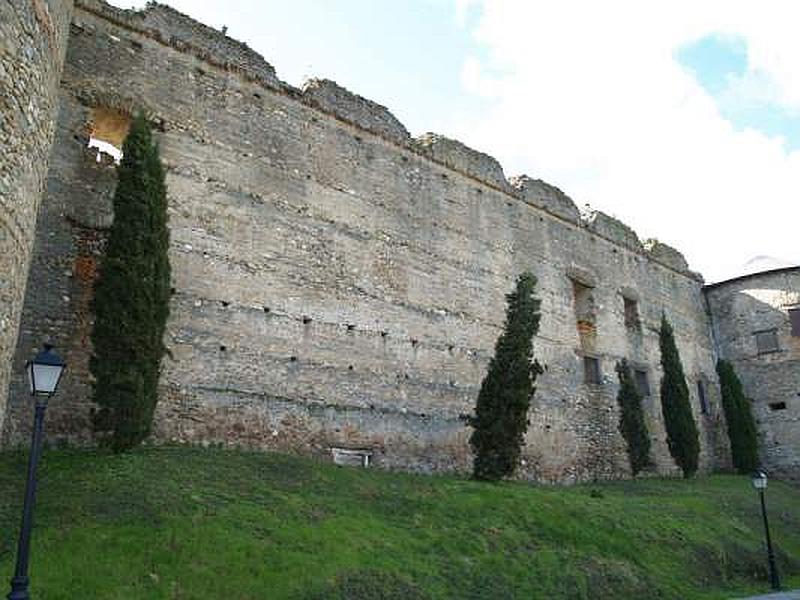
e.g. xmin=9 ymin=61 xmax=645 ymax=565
xmin=697 ymin=380 xmax=709 ymax=415
xmin=572 ymin=280 xmax=595 ymax=326
xmin=755 ymin=329 xmax=780 ymax=355
xmin=769 ymin=402 xmax=787 ymax=411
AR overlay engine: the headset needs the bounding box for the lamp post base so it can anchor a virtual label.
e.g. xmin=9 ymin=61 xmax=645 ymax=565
xmin=7 ymin=575 xmax=30 ymax=600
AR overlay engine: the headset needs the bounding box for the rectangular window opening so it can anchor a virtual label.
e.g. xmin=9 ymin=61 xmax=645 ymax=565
xmin=768 ymin=402 xmax=787 ymax=411
xmin=789 ymin=307 xmax=800 ymax=337
xmin=624 ymin=297 xmax=641 ymax=330
xmin=583 ymin=356 xmax=602 ymax=385
xmin=572 ymin=280 xmax=595 ymax=327
xmin=755 ymin=329 xmax=780 ymax=355
xmin=634 ymin=369 xmax=650 ymax=397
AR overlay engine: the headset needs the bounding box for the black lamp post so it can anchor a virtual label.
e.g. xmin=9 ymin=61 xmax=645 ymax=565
xmin=751 ymin=470 xmax=780 ymax=591
xmin=6 ymin=345 xmax=65 ymax=600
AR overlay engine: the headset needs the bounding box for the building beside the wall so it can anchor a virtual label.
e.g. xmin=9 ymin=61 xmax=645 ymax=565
xmin=0 ymin=0 xmax=796 ymax=482
xmin=706 ymin=267 xmax=800 ymax=482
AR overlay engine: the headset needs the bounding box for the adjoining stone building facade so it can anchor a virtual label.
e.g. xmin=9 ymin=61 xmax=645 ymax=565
xmin=0 ymin=0 xmax=793 ymax=483
xmin=706 ymin=267 xmax=800 ymax=482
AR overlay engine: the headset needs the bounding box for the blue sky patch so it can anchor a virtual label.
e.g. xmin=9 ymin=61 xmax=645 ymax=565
xmin=676 ymin=34 xmax=800 ymax=151
xmin=676 ymin=34 xmax=747 ymax=95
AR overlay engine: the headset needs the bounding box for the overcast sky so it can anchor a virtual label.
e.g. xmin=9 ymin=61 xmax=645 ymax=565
xmin=109 ymin=0 xmax=800 ymax=283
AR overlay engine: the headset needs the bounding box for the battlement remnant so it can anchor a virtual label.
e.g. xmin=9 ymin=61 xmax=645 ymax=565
xmin=66 ymin=0 xmax=696 ymax=281
xmin=508 ymin=175 xmax=580 ymax=224
xmin=75 ymin=0 xmax=282 ymax=89
xmin=643 ymin=239 xmax=690 ymax=273
xmin=301 ymin=79 xmax=410 ymax=145
xmin=582 ymin=210 xmax=643 ymax=252
xmin=414 ymin=133 xmax=512 ymax=193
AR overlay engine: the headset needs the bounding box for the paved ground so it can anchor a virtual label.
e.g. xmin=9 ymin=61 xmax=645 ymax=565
xmin=736 ymin=591 xmax=800 ymax=599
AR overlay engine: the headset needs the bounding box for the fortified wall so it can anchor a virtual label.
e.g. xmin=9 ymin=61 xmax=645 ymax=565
xmin=0 ymin=0 xmax=74 ymax=435
xmin=706 ymin=268 xmax=800 ymax=481
xmin=2 ymin=0 xmax=732 ymax=482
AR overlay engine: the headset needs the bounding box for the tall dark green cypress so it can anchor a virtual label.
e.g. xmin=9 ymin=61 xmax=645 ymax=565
xmin=717 ymin=359 xmax=759 ymax=474
xmin=90 ymin=113 xmax=171 ymax=452
xmin=615 ymin=359 xmax=652 ymax=476
xmin=469 ymin=272 xmax=543 ymax=481
xmin=658 ymin=315 xmax=700 ymax=477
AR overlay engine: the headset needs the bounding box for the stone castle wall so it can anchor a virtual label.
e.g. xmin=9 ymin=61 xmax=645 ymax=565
xmin=2 ymin=0 xmax=731 ymax=482
xmin=705 ymin=268 xmax=800 ymax=481
xmin=0 ymin=0 xmax=74 ymax=431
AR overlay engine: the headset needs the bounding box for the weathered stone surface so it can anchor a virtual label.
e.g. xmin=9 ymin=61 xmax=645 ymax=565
xmin=509 ymin=175 xmax=580 ymax=224
xmin=301 ymin=79 xmax=410 ymax=146
xmin=582 ymin=210 xmax=643 ymax=253
xmin=0 ymin=0 xmax=754 ymax=483
xmin=565 ymin=264 xmax=598 ymax=288
xmin=415 ymin=134 xmax=512 ymax=193
xmin=705 ymin=268 xmax=800 ymax=482
xmin=75 ymin=0 xmax=282 ymax=89
xmin=644 ymin=239 xmax=691 ymax=274
xmin=0 ymin=0 xmax=74 ymax=432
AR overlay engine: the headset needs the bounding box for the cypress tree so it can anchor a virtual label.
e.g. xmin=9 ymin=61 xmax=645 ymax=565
xmin=615 ymin=359 xmax=652 ymax=476
xmin=469 ymin=272 xmax=543 ymax=481
xmin=90 ymin=112 xmax=171 ymax=452
xmin=658 ymin=315 xmax=700 ymax=477
xmin=716 ymin=359 xmax=759 ymax=474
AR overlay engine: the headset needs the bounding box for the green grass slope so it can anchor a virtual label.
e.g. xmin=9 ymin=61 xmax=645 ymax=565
xmin=0 ymin=448 xmax=797 ymax=599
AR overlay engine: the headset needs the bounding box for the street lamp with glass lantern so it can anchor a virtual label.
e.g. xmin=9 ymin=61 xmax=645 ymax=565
xmin=752 ymin=469 xmax=780 ymax=591
xmin=6 ymin=345 xmax=66 ymax=600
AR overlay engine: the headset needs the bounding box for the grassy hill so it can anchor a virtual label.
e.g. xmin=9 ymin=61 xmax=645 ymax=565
xmin=0 ymin=447 xmax=798 ymax=599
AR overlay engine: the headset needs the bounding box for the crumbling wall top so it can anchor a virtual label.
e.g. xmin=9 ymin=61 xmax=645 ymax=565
xmin=644 ymin=239 xmax=690 ymax=273
xmin=414 ymin=133 xmax=512 ymax=192
xmin=73 ymin=0 xmax=701 ymax=281
xmin=582 ymin=210 xmax=643 ymax=252
xmin=301 ymin=79 xmax=410 ymax=145
xmin=509 ymin=175 xmax=580 ymax=224
xmin=75 ymin=0 xmax=282 ymax=89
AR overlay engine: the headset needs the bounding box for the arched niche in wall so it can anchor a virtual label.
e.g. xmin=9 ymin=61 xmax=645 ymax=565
xmin=87 ymin=106 xmax=131 ymax=163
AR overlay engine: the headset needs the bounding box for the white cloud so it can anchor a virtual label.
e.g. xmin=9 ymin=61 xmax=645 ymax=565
xmin=454 ymin=0 xmax=478 ymax=27
xmin=451 ymin=0 xmax=800 ymax=282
